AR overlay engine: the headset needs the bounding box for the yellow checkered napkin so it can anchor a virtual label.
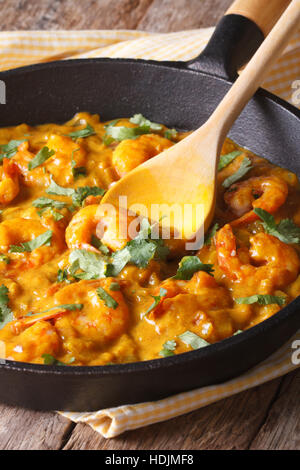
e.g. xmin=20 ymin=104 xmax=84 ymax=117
xmin=1 ymin=28 xmax=299 ymax=438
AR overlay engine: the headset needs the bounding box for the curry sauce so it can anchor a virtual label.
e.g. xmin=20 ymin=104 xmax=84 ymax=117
xmin=0 ymin=112 xmax=300 ymax=366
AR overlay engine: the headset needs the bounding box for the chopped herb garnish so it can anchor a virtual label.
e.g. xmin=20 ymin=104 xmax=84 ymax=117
xmin=144 ymin=288 xmax=167 ymax=316
xmin=173 ymin=256 xmax=214 ymax=280
xmin=218 ymin=150 xmax=242 ymax=171
xmin=28 ymin=146 xmax=55 ymax=170
xmin=129 ymin=114 xmax=162 ymax=131
xmin=159 ymin=339 xmax=176 ymax=357
xmin=91 ymin=235 xmax=110 ymax=255
xmin=0 ymin=254 xmax=10 ymax=264
xmin=204 ymin=223 xmax=219 ymax=245
xmin=235 ymin=294 xmax=286 ymax=306
xmin=71 ymin=186 xmax=105 ymax=207
xmin=57 ymin=269 xmax=69 ymax=283
xmin=46 ymin=177 xmax=74 ymax=197
xmin=109 ymin=282 xmax=121 ymax=291
xmin=0 ymin=284 xmax=13 ymax=329
xmin=222 ymin=156 xmax=252 ymax=188
xmin=9 ymin=230 xmax=52 ymax=253
xmin=97 ymin=287 xmax=118 ymax=309
xmin=106 ymin=248 xmax=131 ymax=277
xmin=234 ymin=330 xmax=243 ymax=335
xmin=28 ymin=304 xmax=83 ymax=319
xmin=105 ymin=125 xmax=150 ymax=142
xmin=164 ymin=129 xmax=178 ymax=140
xmin=42 ymin=354 xmax=75 ymax=366
xmin=68 ymin=124 xmax=95 ymax=140
xmin=104 ymin=114 xmax=161 ymax=143
xmin=254 ymin=208 xmax=300 ymax=244
xmin=107 ymin=220 xmax=169 ymax=276
xmin=46 ymin=177 xmax=105 ymax=207
xmin=179 ymin=330 xmax=209 ymax=350
xmin=69 ymin=249 xmax=107 ymax=280
xmin=71 ymin=148 xmax=86 ymax=178
xmin=0 ymin=139 xmax=26 ymax=161
xmin=102 ymin=135 xmax=114 ymax=146
xmin=32 ymin=197 xmax=66 ymax=210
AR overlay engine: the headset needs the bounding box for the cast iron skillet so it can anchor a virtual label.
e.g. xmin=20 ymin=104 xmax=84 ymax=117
xmin=0 ymin=12 xmax=299 ymax=411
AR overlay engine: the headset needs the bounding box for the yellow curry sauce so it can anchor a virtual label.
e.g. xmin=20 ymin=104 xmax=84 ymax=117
xmin=0 ymin=112 xmax=300 ymax=366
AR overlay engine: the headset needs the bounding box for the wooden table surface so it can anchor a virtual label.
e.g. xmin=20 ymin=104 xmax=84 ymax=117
xmin=0 ymin=0 xmax=299 ymax=450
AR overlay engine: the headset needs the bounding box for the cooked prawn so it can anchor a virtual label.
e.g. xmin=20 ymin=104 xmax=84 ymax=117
xmin=215 ymin=224 xmax=300 ymax=288
xmin=0 ymin=320 xmax=61 ymax=363
xmin=13 ymin=136 xmax=86 ymax=187
xmin=0 ymin=159 xmax=20 ymax=205
xmin=112 ymin=134 xmax=173 ymax=177
xmin=65 ymin=204 xmax=136 ymax=252
xmin=0 ymin=216 xmax=66 ymax=270
xmin=224 ymin=176 xmax=288 ymax=226
xmin=54 ymin=278 xmax=129 ymax=349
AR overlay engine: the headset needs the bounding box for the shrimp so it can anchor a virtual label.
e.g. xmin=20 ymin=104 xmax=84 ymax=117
xmin=148 ymin=271 xmax=232 ymax=319
xmin=0 ymin=320 xmax=61 ymax=363
xmin=215 ymin=224 xmax=300 ymax=288
xmin=0 ymin=159 xmax=20 ymax=205
xmin=224 ymin=176 xmax=288 ymax=226
xmin=0 ymin=216 xmax=66 ymax=270
xmin=112 ymin=134 xmax=173 ymax=177
xmin=65 ymin=204 xmax=136 ymax=252
xmin=147 ymin=272 xmax=233 ymax=342
xmin=54 ymin=278 xmax=129 ymax=350
xmin=13 ymin=136 xmax=86 ymax=187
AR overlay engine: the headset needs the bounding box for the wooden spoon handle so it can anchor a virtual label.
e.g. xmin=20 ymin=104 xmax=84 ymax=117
xmin=205 ymin=0 xmax=300 ymax=147
xmin=226 ymin=0 xmax=292 ymax=36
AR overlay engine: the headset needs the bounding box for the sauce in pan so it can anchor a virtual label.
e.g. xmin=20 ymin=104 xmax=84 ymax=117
xmin=0 ymin=112 xmax=300 ymax=366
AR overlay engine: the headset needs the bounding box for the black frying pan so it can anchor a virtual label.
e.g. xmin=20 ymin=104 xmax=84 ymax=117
xmin=0 ymin=1 xmax=299 ymax=411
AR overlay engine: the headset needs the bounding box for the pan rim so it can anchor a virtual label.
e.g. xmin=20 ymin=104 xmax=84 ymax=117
xmin=0 ymin=57 xmax=299 ymax=376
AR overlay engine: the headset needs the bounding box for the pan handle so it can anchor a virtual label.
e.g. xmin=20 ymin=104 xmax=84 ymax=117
xmin=187 ymin=0 xmax=291 ymax=80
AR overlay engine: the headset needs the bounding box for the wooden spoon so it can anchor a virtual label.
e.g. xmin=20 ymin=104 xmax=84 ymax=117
xmin=102 ymin=0 xmax=300 ymax=243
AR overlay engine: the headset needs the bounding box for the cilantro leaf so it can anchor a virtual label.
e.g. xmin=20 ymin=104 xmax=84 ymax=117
xmin=105 ymin=125 xmax=150 ymax=142
xmin=218 ymin=150 xmax=241 ymax=171
xmin=71 ymin=148 xmax=86 ymax=178
xmin=0 ymin=285 xmax=13 ymax=329
xmin=46 ymin=177 xmax=74 ymax=197
xmin=71 ymin=186 xmax=105 ymax=207
xmin=28 ymin=146 xmax=55 ymax=170
xmin=129 ymin=114 xmax=162 ymax=130
xmin=164 ymin=129 xmax=178 ymax=140
xmin=36 ymin=303 xmax=83 ymax=314
xmin=173 ymin=256 xmax=214 ymax=280
xmin=104 ymin=115 xmax=162 ymax=142
xmin=178 ymin=330 xmax=209 ymax=349
xmin=46 ymin=178 xmax=105 ymax=207
xmin=91 ymin=235 xmax=110 ymax=255
xmin=0 ymin=139 xmax=26 ymax=161
xmin=9 ymin=230 xmax=52 ymax=253
xmin=235 ymin=294 xmax=286 ymax=306
xmin=109 ymin=282 xmax=121 ymax=291
xmin=222 ymin=157 xmax=252 ymax=188
xmin=106 ymin=248 xmax=131 ymax=277
xmin=254 ymin=208 xmax=300 ymax=244
xmin=68 ymin=124 xmax=95 ymax=140
xmin=57 ymin=269 xmax=69 ymax=283
xmin=97 ymin=287 xmax=118 ymax=309
xmin=32 ymin=197 xmax=66 ymax=210
xmin=204 ymin=223 xmax=219 ymax=245
xmin=159 ymin=339 xmax=176 ymax=357
xmin=69 ymin=249 xmax=107 ymax=280
xmin=145 ymin=287 xmax=167 ymax=316
xmin=106 ymin=220 xmax=169 ymax=276
xmin=0 ymin=254 xmax=10 ymax=264
xmin=42 ymin=354 xmax=75 ymax=366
